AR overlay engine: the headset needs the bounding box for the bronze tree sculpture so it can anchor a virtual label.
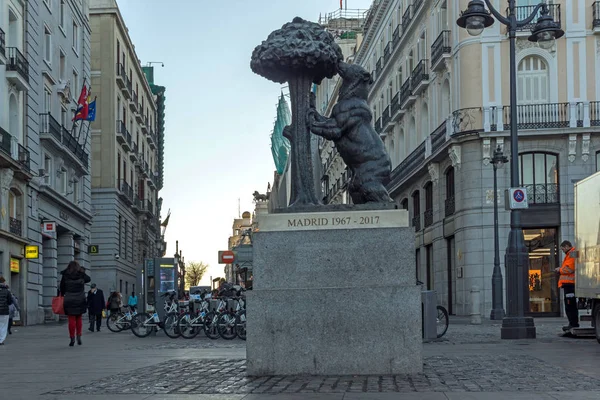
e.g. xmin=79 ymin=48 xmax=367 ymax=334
xmin=251 ymin=17 xmax=343 ymax=207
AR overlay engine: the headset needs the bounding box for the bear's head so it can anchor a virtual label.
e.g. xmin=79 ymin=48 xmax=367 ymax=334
xmin=338 ymin=62 xmax=373 ymax=101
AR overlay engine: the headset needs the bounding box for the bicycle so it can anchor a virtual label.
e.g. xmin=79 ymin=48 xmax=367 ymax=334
xmin=217 ymin=295 xmax=246 ymax=340
xmin=106 ymin=305 xmax=138 ymax=332
xmin=177 ymin=291 xmax=213 ymax=339
xmin=417 ymin=280 xmax=449 ymax=339
xmin=130 ymin=292 xmax=181 ymax=338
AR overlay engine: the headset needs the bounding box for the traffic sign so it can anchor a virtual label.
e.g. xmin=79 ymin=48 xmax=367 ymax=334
xmin=88 ymin=245 xmax=99 ymax=254
xmin=218 ymin=250 xmax=235 ymax=264
xmin=507 ymin=187 xmax=529 ymax=210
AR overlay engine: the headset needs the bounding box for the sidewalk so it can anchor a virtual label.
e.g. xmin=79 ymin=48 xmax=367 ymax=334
xmin=2 ymin=317 xmax=600 ymax=400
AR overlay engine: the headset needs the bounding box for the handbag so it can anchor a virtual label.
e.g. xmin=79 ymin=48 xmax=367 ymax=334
xmin=52 ymin=294 xmax=64 ymax=315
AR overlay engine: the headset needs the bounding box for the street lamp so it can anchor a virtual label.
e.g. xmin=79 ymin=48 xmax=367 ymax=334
xmin=490 ymin=146 xmax=508 ymax=321
xmin=457 ymin=0 xmax=564 ymax=339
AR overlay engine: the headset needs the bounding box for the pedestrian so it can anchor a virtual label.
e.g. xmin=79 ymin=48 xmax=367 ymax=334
xmin=556 ymin=240 xmax=579 ymax=332
xmin=59 ymin=261 xmax=91 ymax=346
xmin=87 ymin=283 xmax=105 ymax=332
xmin=128 ymin=291 xmax=138 ymax=312
xmin=106 ymin=291 xmax=122 ymax=316
xmin=8 ymin=290 xmax=19 ymax=335
xmin=0 ymin=276 xmax=13 ymax=345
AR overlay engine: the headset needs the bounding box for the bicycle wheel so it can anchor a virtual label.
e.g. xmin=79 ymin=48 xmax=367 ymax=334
xmin=178 ymin=313 xmax=201 ymax=339
xmin=204 ymin=311 xmax=220 ymax=340
xmin=162 ymin=312 xmax=181 ymax=338
xmin=436 ymin=305 xmax=449 ymax=338
xmin=106 ymin=312 xmax=125 ymax=332
xmin=235 ymin=310 xmax=246 ymax=341
xmin=131 ymin=313 xmax=154 ymax=338
xmin=217 ymin=313 xmax=237 ymax=340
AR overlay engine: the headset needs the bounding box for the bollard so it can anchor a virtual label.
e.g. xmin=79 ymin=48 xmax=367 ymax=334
xmin=470 ymin=285 xmax=482 ymax=325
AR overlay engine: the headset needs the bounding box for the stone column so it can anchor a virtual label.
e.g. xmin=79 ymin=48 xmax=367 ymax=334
xmin=57 ymin=233 xmax=74 ymax=271
xmin=74 ymin=238 xmax=88 ymax=269
xmin=42 ymin=237 xmax=58 ymax=320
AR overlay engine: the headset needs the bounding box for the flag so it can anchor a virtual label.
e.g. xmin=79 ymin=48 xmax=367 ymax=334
xmin=86 ymin=97 xmax=97 ymax=121
xmin=73 ymin=85 xmax=89 ymax=121
xmin=161 ymin=211 xmax=171 ymax=227
xmin=340 ymin=0 xmax=342 ymax=8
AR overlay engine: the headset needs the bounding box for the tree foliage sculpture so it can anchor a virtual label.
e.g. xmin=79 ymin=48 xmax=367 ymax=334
xmin=251 ymin=17 xmax=343 ymax=206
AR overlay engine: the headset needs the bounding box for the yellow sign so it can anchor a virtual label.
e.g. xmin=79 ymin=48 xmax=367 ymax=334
xmin=10 ymin=258 xmax=20 ymax=273
xmin=88 ymin=245 xmax=99 ymax=254
xmin=25 ymin=245 xmax=39 ymax=259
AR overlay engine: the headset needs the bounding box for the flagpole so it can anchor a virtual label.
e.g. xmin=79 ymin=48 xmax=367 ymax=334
xmin=73 ymin=76 xmax=87 ymax=140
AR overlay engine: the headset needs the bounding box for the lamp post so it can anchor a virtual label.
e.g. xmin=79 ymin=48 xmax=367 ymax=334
xmin=457 ymin=0 xmax=564 ymax=339
xmin=490 ymin=145 xmax=508 ymax=320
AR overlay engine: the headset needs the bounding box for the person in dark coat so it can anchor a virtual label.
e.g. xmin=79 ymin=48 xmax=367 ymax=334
xmin=0 ymin=276 xmax=13 ymax=345
xmin=59 ymin=261 xmax=91 ymax=346
xmin=86 ymin=283 xmax=105 ymax=332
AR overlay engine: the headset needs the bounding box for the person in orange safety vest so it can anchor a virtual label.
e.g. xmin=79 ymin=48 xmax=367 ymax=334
xmin=555 ymin=240 xmax=579 ymax=331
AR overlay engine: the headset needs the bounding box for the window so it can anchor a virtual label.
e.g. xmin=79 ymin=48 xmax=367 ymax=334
xmin=44 ymin=87 xmax=52 ymax=114
xmin=401 ymin=198 xmax=408 ymax=210
xmin=44 ymin=26 xmax=52 ymax=65
xmin=59 ymin=51 xmax=66 ymax=81
xmin=517 ymin=56 xmax=548 ymax=104
xmin=424 ymin=182 xmax=433 ymax=227
xmin=124 ymin=220 xmax=128 ymax=261
xmin=396 ymin=65 xmax=403 ymax=92
xmin=412 ymin=190 xmax=421 ymax=230
xmin=118 ymin=215 xmax=122 ymax=257
xmin=61 ymin=106 xmax=67 ymax=127
xmin=72 ymin=20 xmax=79 ymax=53
xmin=44 ymin=155 xmax=52 ymax=185
xmin=72 ymin=69 xmax=79 ymax=100
xmin=426 ymin=244 xmax=433 ymax=290
xmin=519 ymin=152 xmax=559 ymax=204
xmin=59 ymin=0 xmax=66 ymax=28
xmin=445 ymin=167 xmax=455 ymax=216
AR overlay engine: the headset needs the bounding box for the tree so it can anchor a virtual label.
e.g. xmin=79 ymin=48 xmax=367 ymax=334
xmin=251 ymin=17 xmax=343 ymax=206
xmin=185 ymin=261 xmax=209 ymax=288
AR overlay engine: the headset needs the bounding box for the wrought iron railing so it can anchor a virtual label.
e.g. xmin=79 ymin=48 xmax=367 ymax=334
xmin=0 ymin=28 xmax=5 ymax=58
xmin=9 ymin=217 xmax=22 ymax=236
xmin=391 ymin=92 xmax=400 ymax=116
xmin=0 ymin=127 xmax=11 ymax=155
xmin=452 ymin=107 xmax=483 ymax=137
xmin=147 ymin=199 xmax=154 ymax=216
xmin=431 ymin=30 xmax=451 ymax=67
xmin=62 ymin=126 xmax=78 ymax=154
xmin=524 ymin=183 xmax=559 ymax=205
xmin=393 ymin=25 xmax=400 ymax=47
xmin=374 ymin=117 xmax=382 ymax=134
xmin=402 ymin=6 xmax=412 ymax=29
xmin=6 ymin=47 xmax=29 ymax=83
xmin=126 ymin=76 xmax=132 ymax=94
xmin=431 ymin=121 xmax=447 ymax=154
xmin=116 ymin=63 xmax=127 ymax=82
xmin=382 ymin=105 xmax=390 ymax=127
xmin=411 ymin=59 xmax=429 ymax=89
xmin=590 ymin=101 xmax=600 ymax=126
xmin=400 ymin=78 xmax=411 ymax=105
xmin=376 ymin=58 xmax=382 ymax=76
xmin=594 ymin=2 xmax=600 ymax=28
xmin=40 ymin=113 xmax=62 ymax=142
xmin=424 ymin=208 xmax=433 ymax=227
xmin=121 ymin=180 xmax=134 ymax=202
xmin=384 ymin=42 xmax=391 ymax=65
xmin=445 ymin=196 xmax=455 ymax=217
xmin=414 ymin=0 xmax=424 ymax=11
xmin=116 ymin=120 xmax=128 ymax=140
xmin=502 ymin=103 xmax=569 ymax=130
xmin=513 ymin=4 xmax=561 ymax=32
xmin=132 ymin=91 xmax=138 ymax=109
xmin=387 ymin=141 xmax=426 ymax=191
xmin=17 ymin=143 xmax=30 ymax=171
xmin=412 ymin=214 xmax=421 ymax=232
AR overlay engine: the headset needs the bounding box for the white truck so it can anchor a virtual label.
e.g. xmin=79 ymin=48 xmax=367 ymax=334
xmin=574 ymin=171 xmax=600 ymax=342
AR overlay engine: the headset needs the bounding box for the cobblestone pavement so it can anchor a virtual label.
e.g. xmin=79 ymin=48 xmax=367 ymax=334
xmin=46 ymin=353 xmax=600 ymax=395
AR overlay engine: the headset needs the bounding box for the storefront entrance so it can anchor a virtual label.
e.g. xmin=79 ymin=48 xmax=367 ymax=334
xmin=524 ymin=228 xmax=560 ymax=316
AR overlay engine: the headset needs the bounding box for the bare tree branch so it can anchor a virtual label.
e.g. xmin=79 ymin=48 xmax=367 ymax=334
xmin=185 ymin=261 xmax=209 ymax=288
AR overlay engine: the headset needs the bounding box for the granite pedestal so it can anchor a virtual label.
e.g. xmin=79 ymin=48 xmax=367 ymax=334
xmin=246 ymin=209 xmax=422 ymax=376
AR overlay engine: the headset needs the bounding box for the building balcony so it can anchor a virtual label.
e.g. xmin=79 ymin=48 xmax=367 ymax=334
xmin=146 ymin=199 xmax=154 ymax=217
xmin=129 ymin=91 xmax=138 ymax=112
xmin=6 ymin=47 xmax=29 ymax=91
xmin=424 ymin=208 xmax=433 ymax=228
xmin=513 ymin=4 xmax=561 ymax=32
xmin=431 ymin=30 xmax=451 ymax=71
xmin=402 ymin=6 xmax=412 ymax=30
xmin=376 ymin=58 xmax=382 ymax=77
xmin=116 ymin=120 xmax=129 ymax=150
xmin=524 ymin=183 xmax=559 ymax=205
xmin=130 ymin=142 xmax=139 ymax=162
xmin=501 ymin=103 xmax=569 ymax=130
xmin=392 ymin=25 xmax=400 ymax=48
xmin=381 ymin=105 xmax=391 ymax=128
xmin=383 ymin=42 xmax=391 ymax=65
xmin=390 ymin=92 xmax=404 ymax=122
xmin=9 ymin=217 xmax=22 ymax=237
xmin=594 ymin=2 xmax=600 ymax=32
xmin=141 ymin=116 xmax=148 ymax=133
xmin=116 ymin=63 xmax=126 ymax=88
xmin=410 ymin=60 xmax=429 ymax=95
xmin=40 ymin=113 xmax=63 ymax=148
xmin=374 ymin=117 xmax=382 ymax=135
xmin=148 ymin=173 xmax=157 ymax=190
xmin=413 ymin=0 xmax=424 ymax=12
xmin=400 ymin=77 xmax=414 ymax=108
xmin=0 ymin=126 xmax=31 ymax=180
xmin=39 ymin=113 xmax=87 ymax=170
xmin=132 ymin=195 xmax=142 ymax=213
xmin=147 ymin=130 xmax=156 ymax=149
xmin=445 ymin=196 xmax=455 ymax=217
xmin=142 ymin=161 xmax=150 ymax=178
xmin=122 ymin=76 xmax=132 ymax=100
xmin=119 ymin=180 xmax=134 ymax=205
xmin=0 ymin=27 xmax=6 ymax=65
xmin=136 ymin=107 xmax=143 ymax=122
xmin=137 ymin=228 xmax=149 ymax=243
xmin=387 ymin=141 xmax=426 ymax=193
xmin=412 ymin=214 xmax=421 ymax=232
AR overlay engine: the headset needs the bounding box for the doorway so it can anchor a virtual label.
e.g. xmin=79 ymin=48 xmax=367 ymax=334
xmin=524 ymin=228 xmax=560 ymax=316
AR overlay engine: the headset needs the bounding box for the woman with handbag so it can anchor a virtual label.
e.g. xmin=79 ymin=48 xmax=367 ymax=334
xmin=59 ymin=261 xmax=91 ymax=346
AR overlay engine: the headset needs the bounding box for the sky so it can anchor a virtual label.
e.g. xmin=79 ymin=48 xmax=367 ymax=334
xmin=117 ymin=0 xmax=374 ymax=285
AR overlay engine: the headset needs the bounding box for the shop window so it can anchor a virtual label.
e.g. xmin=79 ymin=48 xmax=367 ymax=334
xmin=519 ymin=152 xmax=559 ymax=204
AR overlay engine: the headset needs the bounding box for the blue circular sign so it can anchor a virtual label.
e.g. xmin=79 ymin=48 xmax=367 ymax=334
xmin=513 ymin=189 xmax=525 ymax=202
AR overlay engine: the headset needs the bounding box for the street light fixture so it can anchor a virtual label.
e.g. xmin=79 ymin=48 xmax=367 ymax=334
xmin=457 ymin=0 xmax=564 ymax=339
xmin=490 ymin=146 xmax=508 ymax=321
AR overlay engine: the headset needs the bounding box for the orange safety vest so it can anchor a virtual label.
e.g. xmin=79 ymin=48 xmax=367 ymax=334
xmin=558 ymin=247 xmax=576 ymax=287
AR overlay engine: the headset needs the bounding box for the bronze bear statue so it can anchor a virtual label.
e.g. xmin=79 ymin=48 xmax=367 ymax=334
xmin=308 ymin=61 xmax=393 ymax=204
